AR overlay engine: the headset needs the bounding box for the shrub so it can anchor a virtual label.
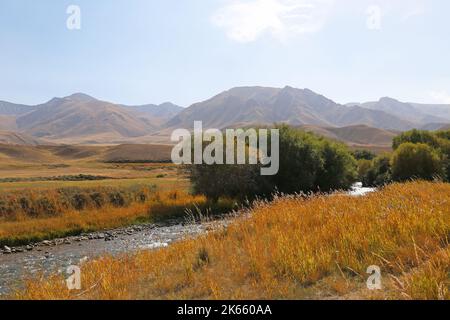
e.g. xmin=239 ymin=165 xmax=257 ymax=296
xmin=109 ymin=192 xmax=127 ymax=207
xmin=359 ymin=153 xmax=392 ymax=187
xmin=89 ymin=192 xmax=106 ymax=208
xmin=35 ymin=197 xmax=58 ymax=216
xmin=71 ymin=193 xmax=89 ymax=210
xmin=391 ymin=143 xmax=444 ymax=182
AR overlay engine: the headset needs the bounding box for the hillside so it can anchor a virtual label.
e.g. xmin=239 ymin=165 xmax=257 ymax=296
xmin=421 ymin=123 xmax=450 ymax=131
xmin=16 ymin=93 xmax=155 ymax=141
xmin=0 ymin=101 xmax=36 ymax=116
xmin=0 ymin=131 xmax=41 ymax=146
xmin=0 ymin=94 xmax=182 ymax=144
xmin=0 ymin=143 xmax=173 ymax=164
xmin=165 ymin=86 xmax=415 ymax=131
xmin=0 ymin=116 xmax=18 ymax=131
xmin=300 ymin=125 xmax=396 ymax=147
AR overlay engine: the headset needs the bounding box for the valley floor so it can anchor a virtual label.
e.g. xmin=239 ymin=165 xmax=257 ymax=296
xmin=10 ymin=182 xmax=450 ymax=300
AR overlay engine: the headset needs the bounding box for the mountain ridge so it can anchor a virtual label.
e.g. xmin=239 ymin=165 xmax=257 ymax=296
xmin=165 ymin=86 xmax=416 ymax=131
xmin=1 ymin=87 xmax=449 ymax=146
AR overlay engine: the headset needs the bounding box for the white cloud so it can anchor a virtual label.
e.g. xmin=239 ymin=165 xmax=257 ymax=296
xmin=430 ymin=91 xmax=450 ymax=104
xmin=211 ymin=0 xmax=335 ymax=43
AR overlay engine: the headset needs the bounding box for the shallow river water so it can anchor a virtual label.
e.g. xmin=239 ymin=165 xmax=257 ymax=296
xmin=0 ymin=221 xmax=223 ymax=295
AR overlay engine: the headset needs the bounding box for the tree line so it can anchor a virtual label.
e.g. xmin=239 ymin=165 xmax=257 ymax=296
xmin=357 ymin=129 xmax=450 ymax=186
xmin=187 ymin=126 xmax=450 ymax=201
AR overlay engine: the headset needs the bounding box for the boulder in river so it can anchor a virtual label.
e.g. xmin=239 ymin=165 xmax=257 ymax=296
xmin=3 ymin=246 xmax=12 ymax=254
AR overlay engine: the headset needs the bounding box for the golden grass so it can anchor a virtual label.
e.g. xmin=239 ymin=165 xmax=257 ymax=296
xmin=12 ymin=182 xmax=450 ymax=300
xmin=0 ymin=191 xmax=206 ymax=246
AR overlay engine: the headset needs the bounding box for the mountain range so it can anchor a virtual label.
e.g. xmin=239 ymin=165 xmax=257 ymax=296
xmin=1 ymin=86 xmax=449 ymax=147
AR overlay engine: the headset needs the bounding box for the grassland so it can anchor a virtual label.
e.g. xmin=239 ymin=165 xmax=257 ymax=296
xmin=0 ymin=147 xmax=203 ymax=246
xmin=12 ymin=182 xmax=449 ymax=300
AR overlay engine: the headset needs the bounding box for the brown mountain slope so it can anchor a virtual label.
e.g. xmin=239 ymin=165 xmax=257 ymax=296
xmin=0 ymin=131 xmax=42 ymax=146
xmin=298 ymin=125 xmax=396 ymax=147
xmin=0 ymin=144 xmax=59 ymax=163
xmin=326 ymin=125 xmax=396 ymax=146
xmin=0 ymin=101 xmax=36 ymax=116
xmin=101 ymin=144 xmax=172 ymax=162
xmin=165 ymin=86 xmax=415 ymax=131
xmin=420 ymin=123 xmax=450 ymax=131
xmin=0 ymin=144 xmax=173 ymax=164
xmin=16 ymin=93 xmax=156 ymax=142
xmin=0 ymin=116 xmax=18 ymax=131
xmin=123 ymin=102 xmax=183 ymax=119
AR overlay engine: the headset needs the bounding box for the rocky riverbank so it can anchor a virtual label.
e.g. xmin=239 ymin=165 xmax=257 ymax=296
xmin=0 ymin=218 xmax=228 ymax=295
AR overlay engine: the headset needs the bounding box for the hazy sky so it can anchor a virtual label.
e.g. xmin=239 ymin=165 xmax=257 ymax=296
xmin=1 ymin=0 xmax=449 ymax=107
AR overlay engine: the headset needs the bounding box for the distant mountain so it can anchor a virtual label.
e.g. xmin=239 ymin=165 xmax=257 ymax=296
xmin=0 ymin=101 xmax=36 ymax=116
xmin=299 ymin=125 xmax=397 ymax=147
xmin=2 ymin=87 xmax=449 ymax=146
xmin=349 ymin=97 xmax=450 ymax=128
xmin=420 ymin=123 xmax=450 ymax=131
xmin=123 ymin=102 xmax=183 ymax=128
xmin=0 ymin=94 xmax=183 ymax=144
xmin=166 ymin=86 xmax=415 ymax=131
xmin=15 ymin=93 xmax=156 ymax=142
xmin=410 ymin=103 xmax=450 ymax=122
xmin=124 ymin=102 xmax=183 ymax=119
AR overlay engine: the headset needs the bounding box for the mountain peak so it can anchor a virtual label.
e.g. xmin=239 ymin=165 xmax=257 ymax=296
xmin=66 ymin=93 xmax=97 ymax=102
xmin=159 ymin=102 xmax=182 ymax=109
xmin=379 ymin=97 xmax=400 ymax=103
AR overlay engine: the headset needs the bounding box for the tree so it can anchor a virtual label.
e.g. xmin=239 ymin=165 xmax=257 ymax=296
xmin=360 ymin=153 xmax=392 ymax=187
xmin=352 ymin=149 xmax=376 ymax=161
xmin=393 ymin=129 xmax=441 ymax=150
xmin=188 ymin=125 xmax=358 ymax=201
xmin=268 ymin=125 xmax=324 ymax=194
xmin=391 ymin=143 xmax=444 ymax=181
xmin=315 ymin=140 xmax=357 ymax=191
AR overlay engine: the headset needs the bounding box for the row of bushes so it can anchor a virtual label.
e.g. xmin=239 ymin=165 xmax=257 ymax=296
xmin=357 ymin=129 xmax=450 ymax=186
xmin=0 ymin=185 xmax=158 ymax=219
xmin=0 ymin=174 xmax=111 ymax=183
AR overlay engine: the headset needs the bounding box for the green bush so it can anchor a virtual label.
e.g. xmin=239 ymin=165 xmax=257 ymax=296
xmin=352 ymin=149 xmax=376 ymax=161
xmin=359 ymin=153 xmax=392 ymax=187
xmin=315 ymin=139 xmax=357 ymax=191
xmin=391 ymin=143 xmax=444 ymax=182
xmin=188 ymin=125 xmax=357 ymax=201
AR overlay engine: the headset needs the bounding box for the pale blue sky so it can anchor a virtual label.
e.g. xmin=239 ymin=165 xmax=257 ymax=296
xmin=1 ymin=0 xmax=449 ymax=107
